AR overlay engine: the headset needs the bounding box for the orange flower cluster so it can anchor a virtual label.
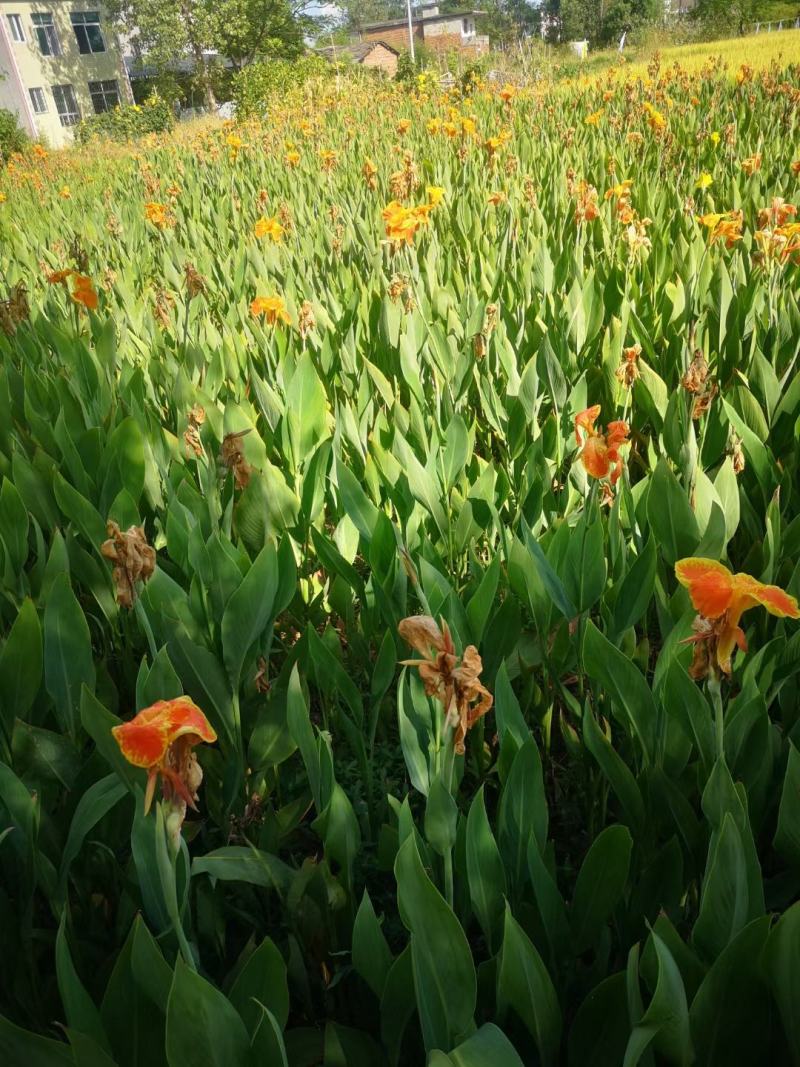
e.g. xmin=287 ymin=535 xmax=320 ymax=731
xmin=575 ymin=405 xmax=630 ymax=485
xmin=47 ymin=269 xmax=98 ymax=310
xmin=113 ymin=696 xmax=217 ymax=816
xmin=698 ymin=210 xmax=743 ymax=248
xmin=144 ymin=201 xmax=169 ymax=228
xmin=574 ymin=180 xmax=600 ymax=224
xmin=254 ymin=215 xmax=284 ymax=241
xmin=251 ymin=294 xmax=291 ymax=325
xmin=741 ymin=153 xmax=762 ymax=176
xmin=382 ymin=199 xmax=435 ymax=246
xmin=754 ymin=197 xmax=800 ymax=262
xmin=643 ymin=102 xmax=666 ymax=131
xmin=676 ymin=558 xmax=799 ymax=678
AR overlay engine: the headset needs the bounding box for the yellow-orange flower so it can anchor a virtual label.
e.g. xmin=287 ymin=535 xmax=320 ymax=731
xmin=499 ymin=83 xmax=516 ymax=104
xmin=575 ymin=405 xmax=630 ymax=485
xmin=426 ymin=185 xmax=445 ymax=206
xmin=144 ymin=201 xmax=168 ymax=228
xmin=741 ymin=153 xmax=761 ymax=176
xmin=792 ymin=161 xmax=800 ymax=176
xmin=605 ymin=179 xmax=633 ymax=201
xmin=59 ymin=186 xmax=71 ymax=199
xmin=250 ymin=295 xmax=291 ymax=325
xmin=363 ymin=157 xmax=378 ymax=189
xmin=320 ymin=149 xmax=337 ymax=171
xmin=585 ymin=109 xmax=604 ymax=126
xmin=254 ymin=215 xmax=284 ymax=242
xmin=676 ymin=558 xmax=799 ymax=676
xmin=397 ymin=118 xmax=411 ymax=135
xmin=487 ymin=191 xmax=506 ymax=206
xmin=382 ymin=200 xmax=430 ymax=246
xmin=695 ymin=172 xmax=713 ymax=190
xmin=427 ymin=118 xmax=442 ymax=135
xmin=286 ymin=150 xmax=300 ymax=167
xmin=698 ymin=210 xmax=743 ymax=249
xmin=112 ymin=696 xmax=217 ymax=814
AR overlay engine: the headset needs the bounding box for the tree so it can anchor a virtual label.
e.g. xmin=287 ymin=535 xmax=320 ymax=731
xmin=693 ymin=0 xmax=765 ymax=35
xmin=108 ymin=0 xmax=313 ymax=108
xmin=337 ymin=0 xmax=405 ymax=33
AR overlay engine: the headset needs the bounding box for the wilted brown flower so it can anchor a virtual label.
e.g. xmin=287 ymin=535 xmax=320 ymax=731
xmin=184 ymin=263 xmax=207 ymax=300
xmin=298 ymin=300 xmax=316 ymax=340
xmin=220 ymin=428 xmax=253 ymax=489
xmin=681 ymin=350 xmax=710 ymax=394
xmin=101 ymin=521 xmax=156 ymax=608
xmin=398 ymin=615 xmax=493 ymax=754
xmin=730 ymin=432 xmax=746 ymax=474
xmin=184 ymin=405 xmax=205 ymax=458
xmin=0 ymin=282 xmax=29 ymax=336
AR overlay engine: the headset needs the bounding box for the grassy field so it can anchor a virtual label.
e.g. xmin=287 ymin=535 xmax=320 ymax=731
xmin=1 ymin=43 xmax=800 ymax=1067
xmin=552 ymin=26 xmax=800 ymax=80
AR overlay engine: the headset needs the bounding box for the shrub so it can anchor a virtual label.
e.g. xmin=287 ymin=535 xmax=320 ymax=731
xmin=231 ymin=56 xmax=333 ymax=117
xmin=0 ymin=108 xmax=28 ymax=164
xmin=75 ymin=94 xmax=174 ymax=144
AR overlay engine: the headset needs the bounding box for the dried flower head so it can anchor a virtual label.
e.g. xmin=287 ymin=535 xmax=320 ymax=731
xmin=220 ymin=428 xmax=253 ymax=489
xmin=184 ymin=263 xmax=207 ymax=300
xmin=398 ymin=616 xmax=493 ymax=754
xmin=101 ymin=521 xmax=156 ymax=608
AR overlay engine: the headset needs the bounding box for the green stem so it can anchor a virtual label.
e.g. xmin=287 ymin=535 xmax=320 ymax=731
xmin=443 ymin=850 xmax=454 ymax=910
xmin=134 ymin=596 xmax=158 ymax=662
xmin=708 ymin=674 xmax=725 ymax=761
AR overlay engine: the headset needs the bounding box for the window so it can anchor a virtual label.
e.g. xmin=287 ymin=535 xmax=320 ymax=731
xmin=52 ymin=84 xmax=80 ymax=126
xmin=462 ymin=17 xmax=475 ymax=36
xmin=70 ymin=11 xmax=105 ymax=54
xmin=7 ymin=14 xmax=25 ymax=42
xmin=88 ymin=79 xmax=119 ymax=113
xmin=31 ymin=13 xmax=60 ymax=56
xmin=29 ymin=87 xmax=48 ymax=114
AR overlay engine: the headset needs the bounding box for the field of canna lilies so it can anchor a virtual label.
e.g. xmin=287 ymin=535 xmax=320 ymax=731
xmin=2 ymin=47 xmax=800 ymax=1067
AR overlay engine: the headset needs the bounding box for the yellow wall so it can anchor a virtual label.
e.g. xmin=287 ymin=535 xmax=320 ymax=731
xmin=0 ymin=2 xmax=129 ymax=146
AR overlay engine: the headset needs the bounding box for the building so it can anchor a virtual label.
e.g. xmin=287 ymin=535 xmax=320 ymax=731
xmin=317 ymin=39 xmax=399 ymax=77
xmin=0 ymin=2 xmax=130 ymax=147
xmin=359 ymin=3 xmax=489 ymax=56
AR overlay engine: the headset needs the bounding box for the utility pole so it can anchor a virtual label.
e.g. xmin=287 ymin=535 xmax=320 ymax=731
xmin=406 ymin=0 xmax=416 ymax=62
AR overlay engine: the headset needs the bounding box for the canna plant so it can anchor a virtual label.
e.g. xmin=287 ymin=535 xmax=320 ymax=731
xmin=0 ymin=39 xmax=800 ymax=1067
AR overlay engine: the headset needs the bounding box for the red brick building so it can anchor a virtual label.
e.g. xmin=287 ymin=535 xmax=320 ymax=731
xmin=359 ymin=4 xmax=489 ymax=56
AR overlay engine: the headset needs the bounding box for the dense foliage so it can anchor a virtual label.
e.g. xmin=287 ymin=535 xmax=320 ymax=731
xmin=76 ymin=95 xmax=175 ymax=145
xmin=1 ymin=44 xmax=800 ymax=1066
xmin=231 ymin=56 xmax=333 ymax=116
xmin=0 ymin=108 xmax=28 ymax=165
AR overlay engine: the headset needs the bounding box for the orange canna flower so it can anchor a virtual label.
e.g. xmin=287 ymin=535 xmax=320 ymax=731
xmin=741 ymin=153 xmax=762 ymax=176
xmin=792 ymin=161 xmax=800 ymax=176
xmin=363 ymin=157 xmax=378 ymax=189
xmin=47 ymin=269 xmax=74 ymax=284
xmin=426 ymin=117 xmax=442 ymax=135
xmin=605 ymin=179 xmax=633 ymax=201
xmin=585 ymin=109 xmax=604 ymax=126
xmin=144 ymin=201 xmax=168 ymax=228
xmin=250 ymin=294 xmax=291 ymax=325
xmin=397 ymin=118 xmax=411 ymax=135
xmin=575 ymin=405 xmax=630 ymax=485
xmin=382 ymin=200 xmax=429 ymax=245
xmin=254 ymin=215 xmax=284 ymax=241
xmin=499 ymin=83 xmax=516 ymax=104
xmin=59 ymin=186 xmax=71 ymax=199
xmin=698 ymin=210 xmax=743 ymax=249
xmin=676 ymin=558 xmax=799 ymax=677
xmin=112 ymin=696 xmax=217 ymax=814
xmin=285 ymin=150 xmax=300 ymax=167
xmin=320 ymin=149 xmax=337 ymax=171
xmin=487 ymin=191 xmax=506 ymax=206
xmin=71 ymin=274 xmax=98 ymax=310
